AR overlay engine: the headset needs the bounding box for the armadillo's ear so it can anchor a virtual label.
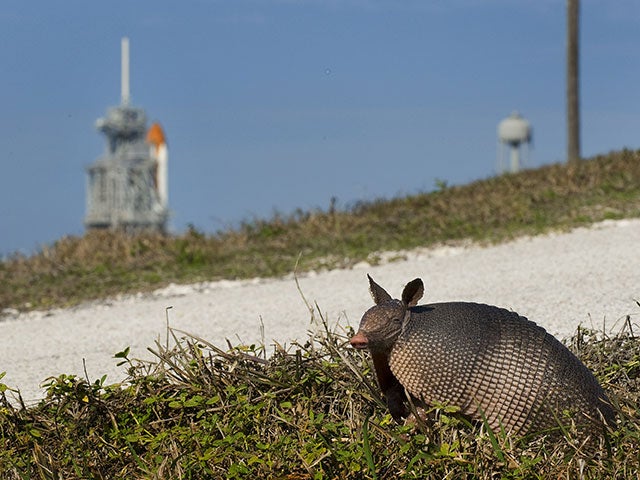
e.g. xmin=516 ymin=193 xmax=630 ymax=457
xmin=401 ymin=278 xmax=424 ymax=307
xmin=368 ymin=274 xmax=392 ymax=304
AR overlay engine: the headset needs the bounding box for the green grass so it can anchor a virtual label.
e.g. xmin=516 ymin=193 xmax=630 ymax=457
xmin=1 ymin=314 xmax=638 ymax=479
xmin=2 ymin=148 xmax=640 ymax=312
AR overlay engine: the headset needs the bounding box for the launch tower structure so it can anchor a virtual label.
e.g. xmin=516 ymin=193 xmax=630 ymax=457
xmin=85 ymin=38 xmax=168 ymax=233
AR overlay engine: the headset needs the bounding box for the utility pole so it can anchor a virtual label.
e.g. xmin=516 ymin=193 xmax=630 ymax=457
xmin=567 ymin=0 xmax=580 ymax=163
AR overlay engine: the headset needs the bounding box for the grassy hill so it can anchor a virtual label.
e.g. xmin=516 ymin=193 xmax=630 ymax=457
xmin=1 ymin=150 xmax=640 ymax=478
xmin=2 ymin=148 xmax=640 ymax=312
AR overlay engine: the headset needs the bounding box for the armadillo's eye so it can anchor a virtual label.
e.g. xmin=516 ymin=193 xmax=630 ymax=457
xmin=392 ymin=317 xmax=402 ymax=324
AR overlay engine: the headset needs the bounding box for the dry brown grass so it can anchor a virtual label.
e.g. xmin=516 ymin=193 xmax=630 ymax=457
xmin=2 ymin=149 xmax=640 ymax=311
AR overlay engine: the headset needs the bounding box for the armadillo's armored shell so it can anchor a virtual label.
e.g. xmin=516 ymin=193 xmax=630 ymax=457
xmin=389 ymin=302 xmax=614 ymax=435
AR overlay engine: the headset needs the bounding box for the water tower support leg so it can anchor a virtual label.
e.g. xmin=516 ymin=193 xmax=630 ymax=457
xmin=510 ymin=145 xmax=520 ymax=173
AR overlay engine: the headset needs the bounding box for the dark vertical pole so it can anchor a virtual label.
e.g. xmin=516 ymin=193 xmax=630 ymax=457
xmin=567 ymin=0 xmax=580 ymax=163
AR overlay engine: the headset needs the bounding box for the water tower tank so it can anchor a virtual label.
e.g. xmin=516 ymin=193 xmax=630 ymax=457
xmin=497 ymin=111 xmax=532 ymax=173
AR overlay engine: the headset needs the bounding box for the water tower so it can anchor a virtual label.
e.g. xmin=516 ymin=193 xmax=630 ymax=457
xmin=497 ymin=111 xmax=532 ymax=173
xmin=84 ymin=38 xmax=169 ymax=233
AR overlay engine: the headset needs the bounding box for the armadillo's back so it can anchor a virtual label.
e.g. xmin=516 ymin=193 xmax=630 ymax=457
xmin=389 ymin=302 xmax=614 ymax=435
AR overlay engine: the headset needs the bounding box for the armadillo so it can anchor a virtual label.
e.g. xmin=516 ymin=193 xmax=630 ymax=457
xmin=350 ymin=275 xmax=615 ymax=435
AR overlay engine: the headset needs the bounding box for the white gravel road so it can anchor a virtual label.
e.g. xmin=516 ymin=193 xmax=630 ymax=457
xmin=1 ymin=219 xmax=639 ymax=404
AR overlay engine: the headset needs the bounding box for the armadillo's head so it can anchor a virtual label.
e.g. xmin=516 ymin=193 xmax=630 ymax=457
xmin=351 ymin=300 xmax=407 ymax=352
xmin=350 ymin=275 xmax=424 ymax=354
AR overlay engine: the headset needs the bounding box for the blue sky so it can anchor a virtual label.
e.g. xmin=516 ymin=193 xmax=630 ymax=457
xmin=1 ymin=0 xmax=640 ymax=255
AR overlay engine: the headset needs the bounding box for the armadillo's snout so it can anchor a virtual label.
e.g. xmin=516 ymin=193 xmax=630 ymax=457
xmin=349 ymin=331 xmax=369 ymax=349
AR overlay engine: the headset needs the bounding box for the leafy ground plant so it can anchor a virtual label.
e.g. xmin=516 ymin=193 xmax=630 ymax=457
xmin=0 ymin=307 xmax=638 ymax=479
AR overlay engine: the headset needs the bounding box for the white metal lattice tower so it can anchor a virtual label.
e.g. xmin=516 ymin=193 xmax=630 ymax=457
xmin=85 ymin=38 xmax=169 ymax=233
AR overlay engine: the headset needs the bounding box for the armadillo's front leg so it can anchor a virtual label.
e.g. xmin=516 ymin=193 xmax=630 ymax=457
xmin=385 ymin=383 xmax=409 ymax=421
xmin=372 ymin=352 xmax=408 ymax=420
